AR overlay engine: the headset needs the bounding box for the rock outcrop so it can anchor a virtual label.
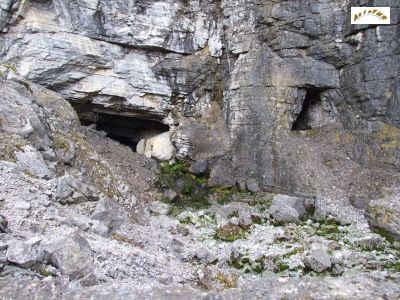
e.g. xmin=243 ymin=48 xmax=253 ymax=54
xmin=1 ymin=0 xmax=399 ymax=209
xmin=0 ymin=0 xmax=400 ymax=298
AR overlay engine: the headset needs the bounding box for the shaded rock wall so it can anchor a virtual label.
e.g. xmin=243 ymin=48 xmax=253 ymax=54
xmin=1 ymin=0 xmax=399 ymax=206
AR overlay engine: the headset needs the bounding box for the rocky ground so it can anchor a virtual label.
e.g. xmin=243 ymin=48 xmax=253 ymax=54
xmin=0 ymin=78 xmax=399 ymax=299
xmin=0 ymin=1 xmax=399 ymax=298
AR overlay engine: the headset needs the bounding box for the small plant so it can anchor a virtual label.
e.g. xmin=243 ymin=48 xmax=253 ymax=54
xmin=315 ymin=219 xmax=342 ymax=240
xmin=215 ymin=223 xmax=247 ymax=242
xmin=227 ymin=210 xmax=239 ymax=218
xmin=384 ymin=261 xmax=400 ymax=272
xmin=371 ymin=226 xmax=396 ymax=244
xmin=229 ymin=254 xmax=265 ymax=274
xmin=213 ymin=187 xmax=237 ymax=205
xmin=215 ymin=271 xmax=238 ymax=289
xmin=0 ymin=63 xmax=17 ymax=80
xmin=159 ymin=160 xmax=210 ymax=209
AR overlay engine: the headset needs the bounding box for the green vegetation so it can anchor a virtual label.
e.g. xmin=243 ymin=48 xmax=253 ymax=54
xmin=159 ymin=160 xmax=256 ymax=210
xmin=251 ymin=215 xmax=264 ymax=224
xmin=227 ymin=210 xmax=239 ymax=218
xmin=229 ymin=255 xmax=265 ymax=274
xmin=275 ymin=261 xmax=290 ymax=272
xmin=159 ymin=160 xmax=274 ymax=214
xmin=215 ymin=271 xmax=238 ymax=289
xmin=215 ymin=223 xmax=247 ymax=242
xmin=36 ymin=266 xmax=53 ymax=277
xmin=371 ymin=226 xmax=396 ymax=244
xmin=0 ymin=63 xmax=17 ymax=79
xmin=159 ymin=160 xmax=211 ymax=209
xmin=315 ymin=219 xmax=342 ymax=240
xmin=167 ymin=205 xmax=184 ymax=217
xmin=384 ymin=261 xmax=400 ymax=272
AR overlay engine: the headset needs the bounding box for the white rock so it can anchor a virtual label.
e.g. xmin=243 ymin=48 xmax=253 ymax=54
xmin=15 ymin=146 xmax=54 ymax=179
xmin=137 ymin=132 xmax=175 ymax=161
xmin=6 ymin=237 xmax=43 ymax=267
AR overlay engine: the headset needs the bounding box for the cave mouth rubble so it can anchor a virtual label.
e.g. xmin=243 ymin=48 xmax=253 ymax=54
xmin=70 ymin=102 xmax=175 ymax=160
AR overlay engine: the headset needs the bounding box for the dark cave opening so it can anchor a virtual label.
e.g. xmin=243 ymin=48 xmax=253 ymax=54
xmin=291 ymin=88 xmax=324 ymax=131
xmin=71 ymin=103 xmax=170 ymax=151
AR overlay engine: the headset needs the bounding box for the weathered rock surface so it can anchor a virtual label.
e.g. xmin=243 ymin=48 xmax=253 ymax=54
xmin=304 ymin=247 xmax=332 ymax=273
xmin=137 ymin=131 xmax=175 ymax=161
xmin=6 ymin=237 xmax=43 ymax=268
xmin=0 ymin=0 xmax=400 ymax=298
xmin=0 ymin=0 xmax=398 ymax=212
xmin=368 ymin=189 xmax=400 ymax=241
xmin=44 ymin=232 xmax=93 ymax=280
xmin=189 ymin=159 xmax=208 ymax=175
xmin=269 ymin=194 xmax=310 ymax=224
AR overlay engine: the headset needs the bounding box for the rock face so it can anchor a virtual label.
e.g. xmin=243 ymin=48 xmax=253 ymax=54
xmin=1 ymin=0 xmax=399 ymax=211
xmin=0 ymin=0 xmax=400 ymax=298
xmin=368 ymin=189 xmax=400 ymax=241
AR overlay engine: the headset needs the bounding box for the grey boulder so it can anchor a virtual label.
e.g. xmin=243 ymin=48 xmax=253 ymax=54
xmin=269 ymin=194 xmax=309 ymax=224
xmin=44 ymin=232 xmax=93 ymax=280
xmin=367 ymin=189 xmax=400 ymax=241
xmin=6 ymin=237 xmax=44 ymax=268
xmin=246 ymin=179 xmax=260 ymax=193
xmin=15 ymin=146 xmax=54 ymax=179
xmin=189 ymin=160 xmax=208 ymax=175
xmin=55 ymin=174 xmax=100 ymax=204
xmin=304 ymin=248 xmax=332 ymax=273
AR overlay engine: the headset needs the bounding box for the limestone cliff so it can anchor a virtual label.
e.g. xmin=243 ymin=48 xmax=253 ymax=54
xmin=0 ymin=0 xmax=400 ymax=298
xmin=1 ymin=0 xmax=399 ymax=204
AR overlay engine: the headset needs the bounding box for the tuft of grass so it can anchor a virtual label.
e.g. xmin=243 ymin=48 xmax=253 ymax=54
xmin=384 ymin=261 xmax=400 ymax=272
xmin=228 ymin=210 xmax=239 ymax=218
xmin=0 ymin=63 xmax=17 ymax=79
xmin=273 ymin=256 xmax=290 ymax=272
xmin=229 ymin=254 xmax=265 ymax=274
xmin=371 ymin=226 xmax=396 ymax=244
xmin=315 ymin=219 xmax=342 ymax=240
xmin=212 ymin=187 xmax=237 ymax=205
xmin=215 ymin=224 xmax=247 ymax=242
xmin=215 ymin=271 xmax=238 ymax=289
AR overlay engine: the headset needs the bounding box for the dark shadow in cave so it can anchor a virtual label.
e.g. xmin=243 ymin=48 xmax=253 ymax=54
xmin=71 ymin=103 xmax=169 ymax=151
xmin=291 ymin=88 xmax=324 ymax=131
xmin=95 ymin=113 xmax=169 ymax=151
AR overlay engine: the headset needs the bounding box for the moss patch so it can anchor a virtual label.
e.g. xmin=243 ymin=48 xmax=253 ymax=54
xmin=159 ymin=161 xmax=210 ymax=209
xmin=371 ymin=226 xmax=397 ymax=244
xmin=315 ymin=219 xmax=342 ymax=240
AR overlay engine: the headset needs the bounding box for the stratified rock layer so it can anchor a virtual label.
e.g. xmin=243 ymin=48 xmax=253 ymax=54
xmin=1 ymin=0 xmax=399 ymax=211
xmin=0 ymin=0 xmax=400 ymax=298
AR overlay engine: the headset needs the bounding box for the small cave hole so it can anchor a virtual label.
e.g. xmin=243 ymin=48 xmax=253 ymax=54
xmin=71 ymin=103 xmax=170 ymax=151
xmin=291 ymin=88 xmax=330 ymax=131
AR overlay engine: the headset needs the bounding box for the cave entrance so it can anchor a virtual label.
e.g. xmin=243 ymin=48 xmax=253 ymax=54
xmin=291 ymin=88 xmax=334 ymax=131
xmin=95 ymin=113 xmax=169 ymax=151
xmin=71 ymin=103 xmax=169 ymax=151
